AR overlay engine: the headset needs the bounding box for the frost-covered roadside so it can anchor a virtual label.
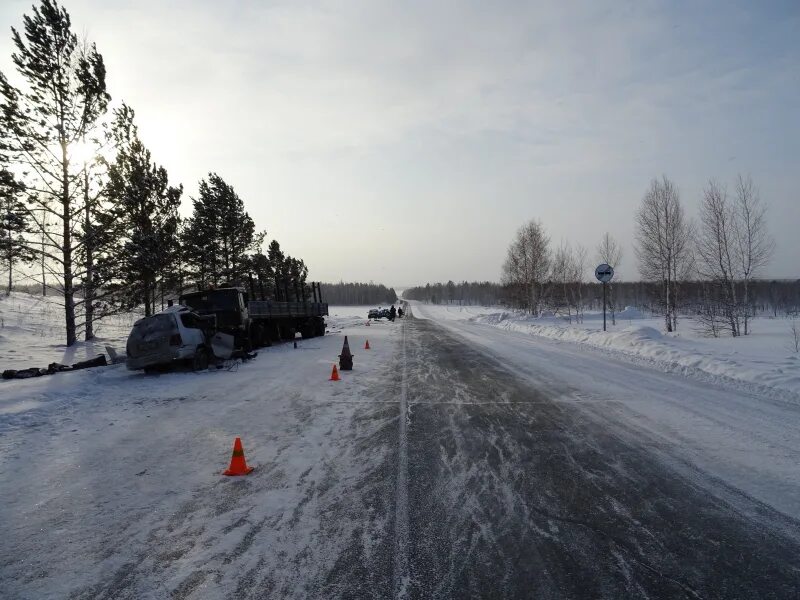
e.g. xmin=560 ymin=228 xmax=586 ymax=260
xmin=411 ymin=303 xmax=800 ymax=398
xmin=412 ymin=302 xmax=800 ymax=521
xmin=0 ymin=291 xmax=140 ymax=370
xmin=0 ymin=303 xmax=400 ymax=599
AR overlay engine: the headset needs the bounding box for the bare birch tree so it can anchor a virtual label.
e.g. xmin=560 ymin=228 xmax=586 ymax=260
xmin=572 ymin=243 xmax=588 ymax=323
xmin=696 ymin=176 xmax=774 ymax=337
xmin=547 ymin=242 xmax=588 ymax=323
xmin=635 ymin=176 xmax=693 ymax=332
xmin=550 ymin=241 xmax=574 ymax=322
xmin=696 ymin=180 xmax=740 ymax=336
xmin=733 ymin=175 xmax=774 ymax=335
xmin=501 ymin=219 xmax=550 ymax=314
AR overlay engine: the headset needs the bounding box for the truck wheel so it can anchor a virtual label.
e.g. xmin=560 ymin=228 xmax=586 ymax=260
xmin=266 ymin=324 xmax=279 ymax=345
xmin=249 ymin=324 xmax=263 ymax=349
xmin=192 ymin=347 xmax=210 ymax=371
xmin=315 ymin=319 xmax=326 ymax=336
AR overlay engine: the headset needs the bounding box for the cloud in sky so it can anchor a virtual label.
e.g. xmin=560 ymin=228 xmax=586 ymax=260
xmin=1 ymin=0 xmax=798 ymax=284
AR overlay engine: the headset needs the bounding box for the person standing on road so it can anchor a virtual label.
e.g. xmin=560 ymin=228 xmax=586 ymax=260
xmin=389 ymin=305 xmax=397 ymax=321
xmin=398 ymin=307 xmax=404 ymax=318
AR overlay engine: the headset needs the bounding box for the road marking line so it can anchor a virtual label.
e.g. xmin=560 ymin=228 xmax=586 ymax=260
xmin=393 ymin=316 xmax=410 ymax=599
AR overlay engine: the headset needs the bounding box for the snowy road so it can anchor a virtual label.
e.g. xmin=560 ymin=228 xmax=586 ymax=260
xmin=2 ymin=306 xmax=800 ymax=598
xmin=398 ymin=311 xmax=800 ymax=598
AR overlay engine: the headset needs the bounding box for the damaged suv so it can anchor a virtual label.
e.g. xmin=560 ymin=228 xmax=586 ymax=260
xmin=126 ymin=306 xmax=215 ymax=372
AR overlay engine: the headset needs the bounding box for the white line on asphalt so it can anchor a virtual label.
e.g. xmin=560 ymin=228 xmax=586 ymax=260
xmin=393 ymin=316 xmax=410 ymax=599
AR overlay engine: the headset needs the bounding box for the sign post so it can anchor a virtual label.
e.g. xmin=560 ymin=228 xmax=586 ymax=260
xmin=594 ymin=263 xmax=614 ymax=332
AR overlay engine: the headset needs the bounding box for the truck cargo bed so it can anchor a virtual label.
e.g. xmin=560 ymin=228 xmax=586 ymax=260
xmin=248 ymin=301 xmax=329 ymax=319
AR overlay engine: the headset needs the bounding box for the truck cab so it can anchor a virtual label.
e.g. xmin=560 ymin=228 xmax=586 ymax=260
xmin=179 ymin=288 xmax=250 ymax=345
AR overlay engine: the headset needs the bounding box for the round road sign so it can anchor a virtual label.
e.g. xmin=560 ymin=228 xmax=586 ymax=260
xmin=595 ymin=263 xmax=614 ymax=283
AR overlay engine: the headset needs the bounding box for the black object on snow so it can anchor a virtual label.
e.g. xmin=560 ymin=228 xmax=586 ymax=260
xmin=2 ymin=368 xmax=45 ymax=379
xmin=71 ymin=355 xmax=108 ymax=370
xmin=339 ymin=336 xmax=354 ymax=371
xmin=3 ymin=354 xmax=108 ymax=381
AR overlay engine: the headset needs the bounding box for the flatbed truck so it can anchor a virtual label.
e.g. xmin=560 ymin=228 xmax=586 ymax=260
xmin=179 ymin=286 xmax=327 ymax=349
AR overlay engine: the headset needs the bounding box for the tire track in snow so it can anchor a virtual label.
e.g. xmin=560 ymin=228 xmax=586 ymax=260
xmin=401 ymin=317 xmax=800 ymax=598
xmin=393 ymin=316 xmax=410 ymax=598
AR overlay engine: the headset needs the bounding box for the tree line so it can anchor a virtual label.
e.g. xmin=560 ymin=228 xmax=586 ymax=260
xmin=403 ymin=281 xmax=503 ymax=306
xmin=320 ymin=282 xmax=397 ymax=306
xmin=409 ymin=175 xmax=793 ymax=336
xmin=500 ymin=174 xmax=783 ymax=335
xmin=0 ymin=1 xmax=315 ymax=345
xmin=405 ymin=278 xmax=800 ymax=321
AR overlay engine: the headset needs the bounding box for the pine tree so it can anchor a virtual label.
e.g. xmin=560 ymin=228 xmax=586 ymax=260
xmin=100 ymin=104 xmax=182 ymax=316
xmin=183 ymin=173 xmax=259 ymax=287
xmin=267 ymin=240 xmax=286 ymax=299
xmin=286 ymin=257 xmax=309 ymax=300
xmin=182 ymin=192 xmax=218 ymax=288
xmin=0 ymin=0 xmax=110 ymax=345
xmin=0 ymin=168 xmax=33 ymax=294
xmin=249 ymin=252 xmax=273 ymax=300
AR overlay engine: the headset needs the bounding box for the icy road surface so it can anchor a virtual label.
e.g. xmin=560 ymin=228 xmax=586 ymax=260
xmin=1 ymin=306 xmax=800 ymax=598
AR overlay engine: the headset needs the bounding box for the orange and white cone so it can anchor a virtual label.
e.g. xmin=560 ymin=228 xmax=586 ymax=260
xmin=364 ymin=340 xmax=371 ymax=350
xmin=223 ymin=437 xmax=254 ymax=476
xmin=330 ymin=364 xmax=341 ymax=381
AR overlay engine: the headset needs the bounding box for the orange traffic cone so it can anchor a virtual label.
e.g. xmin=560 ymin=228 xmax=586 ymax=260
xmin=223 ymin=437 xmax=254 ymax=476
xmin=330 ymin=364 xmax=340 ymax=381
xmin=365 ymin=340 xmax=371 ymax=350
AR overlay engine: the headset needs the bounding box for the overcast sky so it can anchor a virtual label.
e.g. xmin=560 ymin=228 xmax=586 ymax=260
xmin=1 ymin=0 xmax=798 ymax=286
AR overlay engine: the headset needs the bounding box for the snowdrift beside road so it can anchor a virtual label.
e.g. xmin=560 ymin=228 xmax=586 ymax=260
xmin=413 ymin=303 xmax=800 ymax=398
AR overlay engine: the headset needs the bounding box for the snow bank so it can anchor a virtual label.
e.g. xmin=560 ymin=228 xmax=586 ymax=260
xmin=480 ymin=314 xmax=800 ymax=397
xmin=413 ymin=303 xmax=800 ymax=398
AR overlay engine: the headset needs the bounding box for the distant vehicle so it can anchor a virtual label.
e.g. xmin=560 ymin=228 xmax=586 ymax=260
xmin=368 ymin=308 xmax=381 ymax=319
xmin=126 ymin=306 xmax=215 ymax=372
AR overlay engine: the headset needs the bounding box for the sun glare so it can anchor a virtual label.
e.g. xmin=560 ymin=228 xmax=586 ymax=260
xmin=68 ymin=140 xmax=97 ymax=166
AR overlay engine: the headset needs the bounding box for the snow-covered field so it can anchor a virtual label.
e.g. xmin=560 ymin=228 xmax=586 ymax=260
xmin=412 ymin=302 xmax=800 ymax=399
xmin=3 ymin=294 xmax=800 ymax=597
xmin=0 ymin=292 xmax=140 ymax=370
xmin=0 ymin=296 xmax=396 ymax=598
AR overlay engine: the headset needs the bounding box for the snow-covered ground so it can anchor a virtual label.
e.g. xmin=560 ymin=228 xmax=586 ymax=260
xmin=412 ymin=302 xmax=800 ymax=399
xmin=0 ymin=296 xmax=397 ymax=598
xmin=3 ymin=295 xmax=800 ymax=597
xmin=0 ymin=294 xmax=385 ymax=371
xmin=413 ymin=301 xmax=800 ymax=522
xmin=0 ymin=292 xmax=140 ymax=370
